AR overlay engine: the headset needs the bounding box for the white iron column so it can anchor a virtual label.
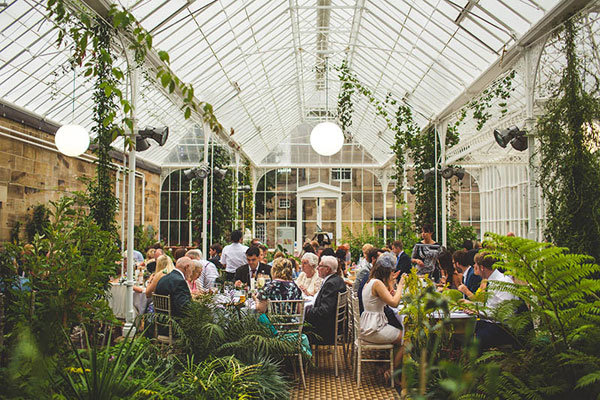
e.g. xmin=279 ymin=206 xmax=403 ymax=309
xmin=336 ymin=195 xmax=342 ymax=247
xmin=202 ymin=123 xmax=209 ymax=256
xmin=524 ymin=45 xmax=541 ymax=240
xmin=437 ymin=122 xmax=448 ymax=247
xmin=296 ymin=196 xmax=302 ymax=254
xmin=124 ymin=66 xmax=139 ymax=336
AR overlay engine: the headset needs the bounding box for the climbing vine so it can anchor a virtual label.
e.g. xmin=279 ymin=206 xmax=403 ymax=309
xmin=46 ymin=0 xmax=226 ymax=232
xmin=336 ymin=60 xmax=419 ymax=199
xmin=537 ymin=17 xmax=600 ymax=261
xmin=191 ymin=144 xmax=234 ymax=244
xmin=242 ymin=160 xmax=253 ymax=231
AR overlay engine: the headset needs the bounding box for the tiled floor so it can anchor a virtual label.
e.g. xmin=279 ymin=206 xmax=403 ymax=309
xmin=290 ymin=345 xmax=400 ymax=400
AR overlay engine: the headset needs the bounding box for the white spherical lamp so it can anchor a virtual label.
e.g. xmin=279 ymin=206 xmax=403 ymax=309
xmin=55 ymin=125 xmax=90 ymax=157
xmin=310 ymin=121 xmax=344 ymax=156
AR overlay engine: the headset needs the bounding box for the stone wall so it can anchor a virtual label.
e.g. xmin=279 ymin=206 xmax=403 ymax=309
xmin=0 ymin=116 xmax=161 ymax=243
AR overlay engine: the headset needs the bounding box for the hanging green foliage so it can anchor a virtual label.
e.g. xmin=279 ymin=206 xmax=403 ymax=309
xmin=537 ymin=17 xmax=600 ymax=261
xmin=191 ymin=144 xmax=234 ymax=244
xmin=86 ymin=21 xmax=118 ymax=232
xmin=242 ymin=160 xmax=253 ymax=231
xmin=336 ymin=60 xmax=419 ymax=198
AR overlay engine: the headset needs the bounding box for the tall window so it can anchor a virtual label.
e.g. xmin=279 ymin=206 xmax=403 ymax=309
xmin=159 ymin=170 xmax=192 ymax=246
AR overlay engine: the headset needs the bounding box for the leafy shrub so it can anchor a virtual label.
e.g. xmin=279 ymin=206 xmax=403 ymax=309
xmin=5 ymin=195 xmax=120 ymax=355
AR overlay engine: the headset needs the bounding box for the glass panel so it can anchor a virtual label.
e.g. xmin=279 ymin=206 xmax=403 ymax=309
xmin=160 ymin=193 xmax=170 ymax=220
xmin=170 ymin=193 xmax=180 ymax=219
xmin=169 ymin=222 xmax=180 ymax=246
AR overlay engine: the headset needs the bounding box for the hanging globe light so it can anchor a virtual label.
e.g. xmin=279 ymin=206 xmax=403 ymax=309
xmin=310 ymin=121 xmax=344 ymax=156
xmin=55 ymin=124 xmax=90 ymax=157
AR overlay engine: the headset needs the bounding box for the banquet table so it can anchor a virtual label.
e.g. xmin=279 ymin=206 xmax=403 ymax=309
xmin=108 ymin=283 xmax=149 ymax=319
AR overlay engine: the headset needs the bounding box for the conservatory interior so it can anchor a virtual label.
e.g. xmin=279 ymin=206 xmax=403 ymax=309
xmin=1 ymin=0 xmax=600 ymax=399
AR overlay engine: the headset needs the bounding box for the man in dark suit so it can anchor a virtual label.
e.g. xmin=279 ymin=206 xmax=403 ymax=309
xmin=392 ymin=240 xmax=412 ymax=277
xmin=234 ymin=246 xmax=271 ymax=288
xmin=305 ymin=255 xmax=347 ymax=345
xmin=155 ymin=256 xmax=192 ymax=317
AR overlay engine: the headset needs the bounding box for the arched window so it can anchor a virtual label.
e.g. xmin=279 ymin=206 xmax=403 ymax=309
xmin=160 ymin=170 xmax=192 ymax=246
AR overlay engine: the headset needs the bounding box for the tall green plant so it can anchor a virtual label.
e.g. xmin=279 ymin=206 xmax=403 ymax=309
xmin=537 ymin=17 xmax=600 ymax=261
xmin=6 ymin=194 xmax=120 ymax=355
xmin=25 ymin=204 xmax=50 ymax=243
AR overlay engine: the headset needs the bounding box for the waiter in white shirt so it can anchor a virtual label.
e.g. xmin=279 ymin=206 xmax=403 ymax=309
xmin=221 ymin=230 xmax=249 ymax=281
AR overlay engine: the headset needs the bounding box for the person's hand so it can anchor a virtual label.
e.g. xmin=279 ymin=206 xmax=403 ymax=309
xmin=457 ymin=284 xmax=468 ymax=294
xmin=415 ymin=259 xmax=424 ymax=267
xmin=234 ymin=280 xmax=243 ymax=288
xmin=392 ymin=270 xmax=400 ymax=281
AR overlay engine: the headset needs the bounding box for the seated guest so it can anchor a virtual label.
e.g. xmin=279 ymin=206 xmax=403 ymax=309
xmin=391 ymin=240 xmax=411 ymax=277
xmin=305 ymin=256 xmax=346 ymax=345
xmin=187 ymin=248 xmax=219 ymax=292
xmin=360 ymin=252 xmax=405 ymax=372
xmin=411 ymin=223 xmax=441 ymax=279
xmin=462 ymin=252 xmax=518 ymax=350
xmin=208 ymin=243 xmax=223 ymax=269
xmin=253 ymin=258 xmax=311 ymax=356
xmin=358 ymin=244 xmax=373 ymax=270
xmin=354 ymin=248 xmax=384 ymax=313
xmin=145 ymin=248 xmax=156 ymax=264
xmin=174 ymin=247 xmax=187 ymax=261
xmin=145 ymin=255 xmax=174 ymax=298
xmin=155 ymin=256 xmax=193 ymax=317
xmin=197 ymin=259 xmax=219 ymax=291
xmin=295 ymin=253 xmax=323 ymax=297
xmin=269 ymin=251 xmax=284 ymax=266
xmin=188 ymin=260 xmax=203 ymax=294
xmin=145 ymin=248 xmax=163 ymax=274
xmin=255 ymin=258 xmax=302 ymax=310
xmin=302 ymin=242 xmax=316 ymax=256
xmin=290 ymin=258 xmax=301 ymax=280
xmin=457 ymin=250 xmax=482 ymax=299
xmin=437 ymin=248 xmax=460 ymax=290
xmin=234 ymin=246 xmax=271 ymax=288
xmin=334 ymin=248 xmax=347 ymax=277
xmin=258 ymin=244 xmax=269 ymax=264
xmin=310 ymin=240 xmax=319 ymax=253
xmin=251 ymin=238 xmax=261 ymax=247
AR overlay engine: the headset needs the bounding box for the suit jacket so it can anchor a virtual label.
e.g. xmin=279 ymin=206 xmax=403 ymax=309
xmin=305 ymin=274 xmax=346 ymax=344
xmin=396 ymin=251 xmax=412 ymax=276
xmin=234 ymin=262 xmax=271 ymax=287
xmin=155 ymin=270 xmax=191 ymax=317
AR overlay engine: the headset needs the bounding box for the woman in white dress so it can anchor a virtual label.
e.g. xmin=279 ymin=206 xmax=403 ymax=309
xmin=361 ymin=252 xmax=406 ymax=373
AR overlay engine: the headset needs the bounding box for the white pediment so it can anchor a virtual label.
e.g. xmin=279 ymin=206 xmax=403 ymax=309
xmin=297 ymin=182 xmax=342 ymax=198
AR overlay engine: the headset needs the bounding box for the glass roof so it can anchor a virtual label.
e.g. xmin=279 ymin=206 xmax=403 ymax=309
xmin=0 ymin=0 xmax=563 ymax=167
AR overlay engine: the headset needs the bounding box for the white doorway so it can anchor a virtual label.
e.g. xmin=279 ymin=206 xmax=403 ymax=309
xmin=296 ymin=183 xmax=342 ymax=254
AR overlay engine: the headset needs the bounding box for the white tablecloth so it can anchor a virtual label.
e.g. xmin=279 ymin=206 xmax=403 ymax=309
xmin=108 ymin=283 xmax=149 ymax=319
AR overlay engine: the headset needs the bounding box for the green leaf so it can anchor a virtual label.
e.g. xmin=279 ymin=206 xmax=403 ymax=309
xmin=168 ymin=80 xmax=175 ymax=93
xmin=158 ymin=50 xmax=170 ymax=64
xmin=160 ymin=72 xmax=170 ymax=88
xmin=184 ymin=107 xmax=191 ymax=119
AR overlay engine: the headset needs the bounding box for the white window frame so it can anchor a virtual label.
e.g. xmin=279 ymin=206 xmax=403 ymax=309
xmin=279 ymin=198 xmax=291 ymax=209
xmin=331 ymin=168 xmax=352 ymax=182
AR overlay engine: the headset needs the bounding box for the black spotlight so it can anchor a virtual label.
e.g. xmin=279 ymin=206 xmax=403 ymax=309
xmin=183 ymin=163 xmax=210 ymax=180
xmin=135 ymin=135 xmax=151 ymax=152
xmin=139 ymin=126 xmax=169 ymax=146
xmin=441 ymin=166 xmax=466 ymax=180
xmin=214 ymin=167 xmax=228 ymax=179
xmin=441 ymin=166 xmax=455 ymax=179
xmin=422 ymin=167 xmax=437 ymax=181
xmin=493 ymin=126 xmax=527 ymax=151
xmin=454 ymin=167 xmax=465 ymax=180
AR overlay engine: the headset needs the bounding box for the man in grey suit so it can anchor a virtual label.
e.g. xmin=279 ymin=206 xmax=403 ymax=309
xmin=155 ymin=256 xmax=193 ymax=317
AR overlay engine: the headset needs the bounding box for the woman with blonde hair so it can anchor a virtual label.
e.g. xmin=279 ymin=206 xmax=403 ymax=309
xmin=145 ymin=255 xmax=175 ymax=298
xmin=254 ymin=257 xmax=302 ymax=312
